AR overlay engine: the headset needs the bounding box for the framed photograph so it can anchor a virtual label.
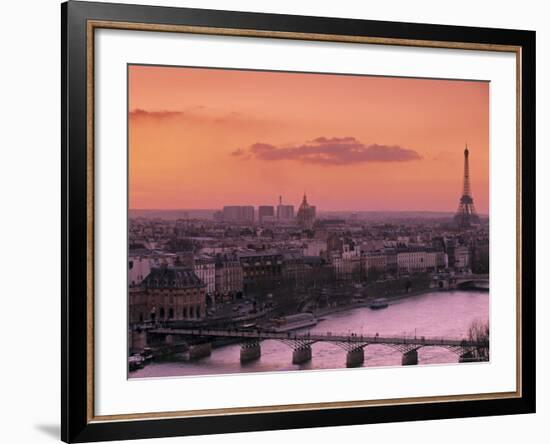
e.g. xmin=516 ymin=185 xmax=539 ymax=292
xmin=62 ymin=1 xmax=535 ymax=442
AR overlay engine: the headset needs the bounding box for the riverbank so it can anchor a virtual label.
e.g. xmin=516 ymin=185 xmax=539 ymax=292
xmin=312 ymin=287 xmax=446 ymax=319
xmin=130 ymin=289 xmax=489 ymax=377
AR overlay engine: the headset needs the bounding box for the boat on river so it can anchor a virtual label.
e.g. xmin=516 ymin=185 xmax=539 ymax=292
xmin=272 ymin=313 xmax=318 ymax=332
xmin=129 ymin=354 xmax=145 ymax=371
xmin=140 ymin=347 xmax=154 ymax=362
xmin=369 ymin=298 xmax=389 ymax=310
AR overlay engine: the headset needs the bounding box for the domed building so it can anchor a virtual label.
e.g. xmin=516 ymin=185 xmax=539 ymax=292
xmin=296 ymin=193 xmax=316 ymax=228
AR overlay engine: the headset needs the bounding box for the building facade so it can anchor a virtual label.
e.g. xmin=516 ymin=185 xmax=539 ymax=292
xmin=238 ymin=251 xmax=283 ymax=294
xmin=129 ymin=266 xmax=206 ymax=324
xmin=128 ymin=254 xmax=151 ymax=287
xmin=281 ymin=250 xmax=306 ymax=285
xmin=303 ymin=239 xmax=327 ymax=257
xmin=222 ymin=205 xmax=255 ymax=223
xmin=397 ymin=248 xmax=428 ymax=273
xmin=362 ymin=251 xmax=387 ymax=276
xmin=193 ymin=255 xmax=216 ymax=295
xmin=276 ymin=196 xmax=294 ymax=221
xmin=341 ymin=244 xmax=361 ymax=278
xmin=258 ymin=205 xmax=275 ymax=223
xmin=454 ymin=246 xmax=471 ymax=271
xmin=214 ymin=253 xmax=244 ymax=297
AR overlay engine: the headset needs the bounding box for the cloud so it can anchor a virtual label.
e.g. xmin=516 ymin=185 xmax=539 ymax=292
xmin=129 ymin=109 xmax=183 ymax=119
xmin=129 ymin=107 xmax=279 ymax=132
xmin=234 ymin=137 xmax=421 ymax=165
xmin=130 ymin=108 xmax=252 ymax=126
xmin=230 ymin=148 xmax=245 ymax=156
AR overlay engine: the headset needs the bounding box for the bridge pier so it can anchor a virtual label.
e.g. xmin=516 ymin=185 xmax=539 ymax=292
xmin=346 ymin=347 xmax=364 ymax=368
xmin=240 ymin=341 xmax=261 ymax=363
xmin=187 ymin=342 xmax=212 ymax=360
xmin=402 ymin=349 xmax=418 ymax=366
xmin=292 ymin=345 xmax=312 ymax=365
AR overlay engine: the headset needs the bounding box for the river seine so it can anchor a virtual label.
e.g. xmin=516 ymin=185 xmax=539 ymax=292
xmin=131 ymin=290 xmax=488 ymax=378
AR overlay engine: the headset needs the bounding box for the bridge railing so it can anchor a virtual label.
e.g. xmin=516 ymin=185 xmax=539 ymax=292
xmin=149 ymin=327 xmax=486 ymax=348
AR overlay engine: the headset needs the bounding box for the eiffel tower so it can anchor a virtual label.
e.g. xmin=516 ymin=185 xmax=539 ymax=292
xmin=454 ymin=144 xmax=480 ymax=228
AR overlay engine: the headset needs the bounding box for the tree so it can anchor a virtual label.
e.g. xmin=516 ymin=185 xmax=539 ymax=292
xmin=366 ymin=266 xmax=381 ymax=283
xmin=467 ymin=318 xmax=489 ymax=360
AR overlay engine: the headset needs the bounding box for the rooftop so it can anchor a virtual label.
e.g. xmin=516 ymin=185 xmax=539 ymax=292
xmin=142 ymin=267 xmax=205 ymax=289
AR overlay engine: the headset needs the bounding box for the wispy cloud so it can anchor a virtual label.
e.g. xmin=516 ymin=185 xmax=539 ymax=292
xmin=130 ymin=109 xmax=183 ymax=119
xmin=230 ymin=148 xmax=246 ymax=157
xmin=130 ymin=108 xmax=250 ymax=125
xmin=232 ymin=137 xmax=422 ymax=165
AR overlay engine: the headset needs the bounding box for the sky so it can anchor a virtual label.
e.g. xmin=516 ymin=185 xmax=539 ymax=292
xmin=128 ymin=65 xmax=489 ymax=214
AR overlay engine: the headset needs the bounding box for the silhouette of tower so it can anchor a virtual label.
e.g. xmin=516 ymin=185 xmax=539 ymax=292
xmin=454 ymin=144 xmax=480 ymax=227
xmin=296 ymin=193 xmax=316 ymax=228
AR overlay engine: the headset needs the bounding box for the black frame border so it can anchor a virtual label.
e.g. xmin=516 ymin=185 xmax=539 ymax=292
xmin=62 ymin=1 xmax=536 ymax=442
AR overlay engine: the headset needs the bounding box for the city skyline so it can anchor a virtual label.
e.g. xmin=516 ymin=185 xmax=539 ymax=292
xmin=128 ymin=191 xmax=489 ymax=217
xmin=129 ymin=65 xmax=489 ymax=213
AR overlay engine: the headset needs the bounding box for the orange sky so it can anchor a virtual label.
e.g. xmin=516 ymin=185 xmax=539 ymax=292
xmin=128 ymin=65 xmax=489 ymax=213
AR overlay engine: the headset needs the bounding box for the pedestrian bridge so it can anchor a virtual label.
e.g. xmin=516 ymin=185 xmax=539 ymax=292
xmin=147 ymin=327 xmax=489 ymax=367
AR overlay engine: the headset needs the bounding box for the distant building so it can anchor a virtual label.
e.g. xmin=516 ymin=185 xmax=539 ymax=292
xmin=193 ymin=255 xmax=216 ymax=296
xmin=128 ymin=254 xmax=151 ymax=287
xmin=425 ymin=250 xmax=448 ymax=272
xmin=238 ymin=250 xmax=283 ymax=294
xmin=361 ymin=240 xmax=385 ymax=252
xmin=222 ymin=206 xmax=255 ymax=223
xmin=315 ymin=218 xmax=346 ymax=228
xmin=395 ymin=247 xmax=448 ymax=274
xmin=129 ymin=266 xmax=206 ymax=323
xmin=327 ymin=233 xmax=344 ymax=252
xmin=454 ymin=246 xmax=471 ymax=271
xmin=384 ymin=248 xmax=398 ymax=274
xmin=128 ymin=250 xmax=177 ymax=286
xmin=444 ymin=238 xmax=457 ymax=268
xmin=296 ymin=193 xmax=316 ymax=228
xmin=174 ymin=251 xmax=194 ymax=267
xmin=260 ymin=215 xmax=277 ymax=224
xmin=214 ymin=253 xmax=243 ymax=297
xmin=471 ymin=238 xmax=489 ymax=273
xmin=329 ymin=251 xmax=344 ymax=279
xmin=276 ymin=196 xmax=294 ymax=221
xmin=397 ymin=248 xmax=428 ymax=273
xmin=341 ymin=243 xmax=361 ymax=278
xmin=281 ymin=250 xmax=306 ymax=285
xmin=362 ymin=251 xmax=387 ymax=276
xmin=258 ymin=205 xmax=275 ymax=223
xmin=242 ymin=206 xmax=254 ymax=222
xmin=303 ymin=239 xmax=327 ymax=257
